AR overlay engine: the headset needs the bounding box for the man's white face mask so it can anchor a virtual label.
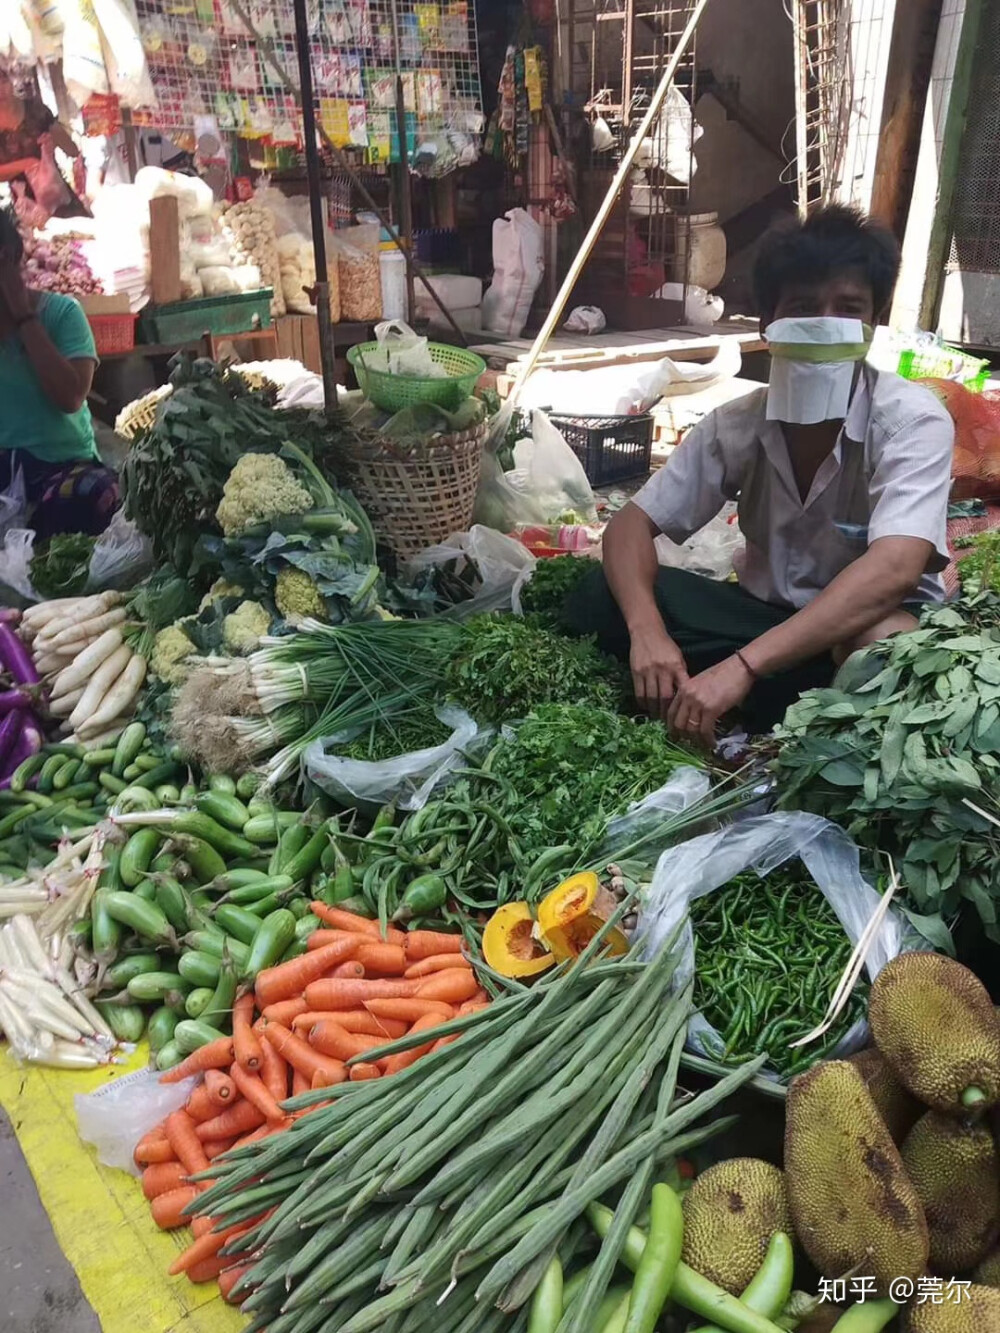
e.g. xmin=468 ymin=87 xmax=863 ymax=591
xmin=764 ymin=316 xmax=873 ymax=425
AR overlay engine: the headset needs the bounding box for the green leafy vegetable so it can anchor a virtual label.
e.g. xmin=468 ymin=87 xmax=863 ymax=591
xmin=446 ymin=614 xmax=627 ymax=723
xmin=518 ymin=555 xmax=598 ymax=628
xmin=30 ymin=532 xmax=95 ymax=599
xmin=769 ymin=594 xmax=1000 ymax=939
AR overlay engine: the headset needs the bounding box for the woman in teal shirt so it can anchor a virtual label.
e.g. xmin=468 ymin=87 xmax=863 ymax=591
xmin=0 ymin=209 xmax=118 ymax=538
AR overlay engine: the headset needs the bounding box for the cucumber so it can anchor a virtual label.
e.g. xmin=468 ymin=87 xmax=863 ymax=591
xmin=178 ymin=950 xmax=222 ymax=988
xmin=52 ymin=757 xmax=81 ymax=791
xmin=242 ymin=812 xmax=301 ymax=845
xmin=111 ymin=722 xmax=147 ymax=777
xmin=174 ymin=1019 xmax=225 ymax=1056
xmin=185 ymin=987 xmax=215 ymax=1019
xmin=101 ymin=891 xmax=175 ymax=947
xmin=126 ymin=971 xmax=190 ymax=1004
xmin=147 ymin=1005 xmax=180 ymax=1054
xmin=133 ymin=879 xmax=157 ymax=901
xmin=168 ymin=834 xmax=227 ymax=886
xmin=91 ymin=886 xmax=123 ymax=964
xmin=242 ymin=908 xmax=297 ymax=982
xmin=102 ymin=951 xmax=161 ymax=989
xmin=154 ymin=876 xmax=189 ymax=932
xmin=115 ymin=786 xmax=160 ymax=814
xmin=96 ymin=1002 xmax=146 ymax=1044
xmin=208 ymin=774 xmax=237 ymax=795
xmin=155 ymin=1040 xmax=183 ymax=1071
xmin=195 ymin=790 xmax=250 ymax=831
xmin=280 ymin=822 xmax=333 ymax=884
xmin=184 ymin=931 xmax=249 ymax=969
xmin=214 ymin=903 xmax=267 ymax=945
xmin=120 ymin=827 xmax=163 ymax=887
xmin=236 ymin=772 xmax=261 ymax=800
xmin=270 ymin=821 xmax=311 ymax=876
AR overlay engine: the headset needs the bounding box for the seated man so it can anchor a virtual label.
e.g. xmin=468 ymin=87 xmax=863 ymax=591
xmin=565 ymin=205 xmax=955 ymax=744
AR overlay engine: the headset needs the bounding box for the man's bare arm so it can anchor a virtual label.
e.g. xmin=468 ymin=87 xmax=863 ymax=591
xmin=602 ymin=501 xmax=689 ymax=718
xmin=741 ymin=535 xmax=932 ymax=674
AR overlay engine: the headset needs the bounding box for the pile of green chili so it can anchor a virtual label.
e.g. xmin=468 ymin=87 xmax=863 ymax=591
xmin=689 ymin=867 xmax=868 ymax=1080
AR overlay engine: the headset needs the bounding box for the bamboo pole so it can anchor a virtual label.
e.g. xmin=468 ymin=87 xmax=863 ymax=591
xmin=505 ymin=0 xmax=712 ymax=413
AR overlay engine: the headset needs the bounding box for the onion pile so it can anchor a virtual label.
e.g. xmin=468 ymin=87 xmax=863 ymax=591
xmin=22 ymin=233 xmax=103 ymax=297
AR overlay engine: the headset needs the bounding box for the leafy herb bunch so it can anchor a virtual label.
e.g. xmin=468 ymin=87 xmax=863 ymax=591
xmin=771 ymin=595 xmax=1000 ymax=939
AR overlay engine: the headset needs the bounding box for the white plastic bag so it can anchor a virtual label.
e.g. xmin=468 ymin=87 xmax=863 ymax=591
xmin=86 ymin=510 xmax=154 ymax=591
xmin=564 ymin=306 xmax=606 ymax=335
xmin=304 ymin=705 xmax=491 ymax=814
xmin=481 ymin=209 xmax=544 ymax=339
xmin=0 ymin=529 xmax=36 ymax=600
xmin=602 ymin=767 xmax=712 ymax=855
xmin=75 ymin=1066 xmax=197 ymax=1175
xmin=474 ymin=410 xmax=596 ymax=531
xmin=654 ymin=505 xmax=743 ymax=581
xmin=0 ymin=466 xmax=28 ymax=540
xmin=367 ymin=320 xmax=443 ymax=378
xmin=406 ymin=525 xmax=536 ymax=614
xmin=636 ymin=812 xmax=921 ymax=1078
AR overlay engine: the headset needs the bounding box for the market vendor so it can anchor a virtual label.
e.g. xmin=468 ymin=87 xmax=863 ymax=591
xmin=0 ymin=209 xmax=118 ymax=540
xmin=566 ymin=205 xmax=954 ymax=743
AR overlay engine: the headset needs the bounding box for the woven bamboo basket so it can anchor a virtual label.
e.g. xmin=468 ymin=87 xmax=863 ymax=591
xmin=341 ymin=420 xmax=487 ymax=562
xmin=114 ymin=385 xmax=172 ymax=441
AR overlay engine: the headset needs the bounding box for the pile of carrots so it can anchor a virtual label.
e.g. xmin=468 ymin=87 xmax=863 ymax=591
xmin=132 ymin=904 xmax=487 ymax=1300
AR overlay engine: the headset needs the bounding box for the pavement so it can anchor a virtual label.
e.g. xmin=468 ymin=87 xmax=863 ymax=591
xmin=0 ymin=1108 xmax=100 ymax=1333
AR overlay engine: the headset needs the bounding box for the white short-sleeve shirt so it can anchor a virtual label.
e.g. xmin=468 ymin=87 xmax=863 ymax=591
xmin=632 ymin=367 xmax=955 ymax=610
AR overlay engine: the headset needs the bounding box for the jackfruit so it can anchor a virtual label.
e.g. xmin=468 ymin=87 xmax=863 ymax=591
xmin=680 ymin=1157 xmax=792 ymax=1295
xmin=900 ymin=1110 xmax=1000 ymax=1271
xmin=901 ymin=1283 xmax=1000 ymax=1331
xmin=784 ymin=1061 xmax=929 ymax=1291
xmin=974 ymin=1245 xmax=1000 ymax=1288
xmin=848 ymin=1047 xmax=923 ymax=1143
xmin=868 ymin=953 xmax=1000 ymax=1113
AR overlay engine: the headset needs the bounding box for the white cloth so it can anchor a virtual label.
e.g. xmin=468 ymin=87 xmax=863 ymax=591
xmin=632 ymin=366 xmax=955 ymax=610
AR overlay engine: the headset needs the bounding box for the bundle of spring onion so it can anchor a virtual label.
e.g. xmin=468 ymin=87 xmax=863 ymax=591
xmin=173 ymin=618 xmax=465 ymax=783
xmin=0 ymin=912 xmax=116 ymax=1067
xmin=188 ymin=920 xmax=764 ymax=1332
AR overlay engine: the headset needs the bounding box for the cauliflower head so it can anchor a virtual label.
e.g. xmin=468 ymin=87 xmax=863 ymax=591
xmin=275 ymin=567 xmax=326 ymax=622
xmin=199 ymin=577 xmax=245 ymax=611
xmin=151 ymin=624 xmax=196 ymax=685
xmin=223 ymin=600 xmax=270 ymax=654
xmin=216 ymin=453 xmax=314 ymax=537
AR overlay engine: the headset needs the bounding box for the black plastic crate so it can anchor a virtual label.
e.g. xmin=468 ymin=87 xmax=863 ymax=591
xmin=549 ymin=413 xmax=654 ymax=487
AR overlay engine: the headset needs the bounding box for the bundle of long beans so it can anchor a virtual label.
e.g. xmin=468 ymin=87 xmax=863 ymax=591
xmin=191 ymin=924 xmax=764 ymax=1333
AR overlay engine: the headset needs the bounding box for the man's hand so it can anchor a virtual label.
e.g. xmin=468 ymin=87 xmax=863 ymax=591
xmin=0 ymin=258 xmax=32 ymax=324
xmin=630 ymin=621 xmax=689 ymax=720
xmin=668 ymin=655 xmax=753 ymax=748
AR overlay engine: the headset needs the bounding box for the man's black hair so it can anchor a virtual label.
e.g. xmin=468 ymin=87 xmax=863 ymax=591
xmin=752 ymin=204 xmax=900 ymax=320
xmin=0 ymin=208 xmax=24 ymax=264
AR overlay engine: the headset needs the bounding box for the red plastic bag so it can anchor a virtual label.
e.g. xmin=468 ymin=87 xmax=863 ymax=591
xmin=920 ymin=379 xmax=1000 ymax=500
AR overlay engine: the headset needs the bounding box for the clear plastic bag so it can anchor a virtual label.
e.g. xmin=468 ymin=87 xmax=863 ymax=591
xmin=334 ymin=223 xmax=382 ymax=322
xmin=367 ymin=319 xmax=444 ymax=377
xmin=0 ymin=466 xmax=28 ymax=541
xmin=474 ymin=411 xmax=597 ymax=531
xmin=75 ymin=1066 xmax=197 ymax=1175
xmin=407 ymin=525 xmax=536 ymax=615
xmin=303 ymin=705 xmax=492 ymax=814
xmin=86 ymin=510 xmax=154 ymax=592
xmin=636 ymin=811 xmax=921 ymax=1078
xmin=601 ymin=766 xmax=711 ymax=856
xmin=0 ymin=529 xmax=36 ymax=600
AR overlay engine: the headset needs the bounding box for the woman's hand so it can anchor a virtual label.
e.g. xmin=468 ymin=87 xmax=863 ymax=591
xmin=0 ymin=257 xmax=32 ymax=323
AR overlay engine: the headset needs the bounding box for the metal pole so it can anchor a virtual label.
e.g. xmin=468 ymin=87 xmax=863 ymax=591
xmin=291 ymin=0 xmax=338 ymax=418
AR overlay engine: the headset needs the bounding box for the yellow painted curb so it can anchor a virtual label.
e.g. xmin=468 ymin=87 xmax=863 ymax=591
xmin=0 ymin=1046 xmax=243 ymax=1333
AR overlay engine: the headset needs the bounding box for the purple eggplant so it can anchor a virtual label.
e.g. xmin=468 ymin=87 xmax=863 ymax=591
xmin=0 ymin=708 xmax=25 ymax=771
xmin=0 ymin=715 xmax=41 ymax=788
xmin=0 ymin=688 xmax=31 ymax=714
xmin=0 ymin=623 xmax=39 ymax=687
xmin=0 ymin=607 xmax=21 ymax=625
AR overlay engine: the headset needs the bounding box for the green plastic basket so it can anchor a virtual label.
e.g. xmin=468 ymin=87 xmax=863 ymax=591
xmin=348 ymin=341 xmax=486 ymax=411
xmin=898 ymin=342 xmax=989 ymax=393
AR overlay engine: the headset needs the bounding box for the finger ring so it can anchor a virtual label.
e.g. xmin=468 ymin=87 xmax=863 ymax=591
xmin=686 ymin=718 xmax=700 ymax=730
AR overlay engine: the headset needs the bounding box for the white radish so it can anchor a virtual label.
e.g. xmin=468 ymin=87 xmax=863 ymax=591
xmin=21 ymin=596 xmax=98 ymax=629
xmin=35 ymin=651 xmax=79 ymax=676
xmin=49 ymin=687 xmax=86 ymax=718
xmin=50 ymin=628 xmax=124 ymax=697
xmin=68 ymin=644 xmax=133 ymax=731
xmin=27 ymin=1040 xmax=102 ymax=1069
xmin=77 ymin=654 xmax=147 ymax=737
xmin=32 ymin=594 xmax=114 ymax=641
xmin=69 ymin=725 xmax=124 ymax=748
xmin=47 ymin=606 xmax=127 ymax=652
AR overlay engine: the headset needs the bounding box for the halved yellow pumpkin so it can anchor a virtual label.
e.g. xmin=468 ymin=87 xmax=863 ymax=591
xmin=482 ymin=902 xmax=555 ymax=979
xmin=537 ymin=871 xmax=629 ymax=963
